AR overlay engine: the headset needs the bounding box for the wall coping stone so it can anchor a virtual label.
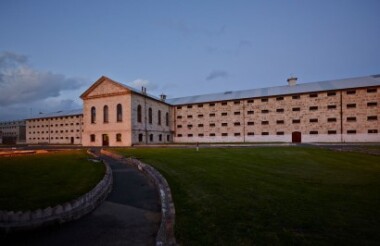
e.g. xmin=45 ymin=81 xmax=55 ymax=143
xmin=0 ymin=149 xmax=112 ymax=233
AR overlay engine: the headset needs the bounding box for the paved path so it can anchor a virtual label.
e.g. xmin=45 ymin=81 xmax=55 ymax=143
xmin=0 ymin=151 xmax=161 ymax=246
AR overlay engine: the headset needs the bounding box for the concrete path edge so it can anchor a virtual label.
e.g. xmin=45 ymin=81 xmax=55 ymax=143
xmin=100 ymin=149 xmax=177 ymax=246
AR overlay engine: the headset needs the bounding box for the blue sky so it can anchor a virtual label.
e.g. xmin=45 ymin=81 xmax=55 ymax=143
xmin=0 ymin=0 xmax=379 ymax=120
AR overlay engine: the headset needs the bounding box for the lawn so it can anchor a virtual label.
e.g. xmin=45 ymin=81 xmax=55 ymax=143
xmin=114 ymin=147 xmax=380 ymax=245
xmin=0 ymin=150 xmax=105 ymax=211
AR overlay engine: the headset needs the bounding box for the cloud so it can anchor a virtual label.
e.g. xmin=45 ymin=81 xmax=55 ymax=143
xmin=0 ymin=51 xmax=85 ymax=107
xmin=206 ymin=70 xmax=229 ymax=80
xmin=129 ymin=78 xmax=159 ymax=91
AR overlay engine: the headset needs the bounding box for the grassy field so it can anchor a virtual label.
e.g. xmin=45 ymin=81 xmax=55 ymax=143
xmin=114 ymin=147 xmax=380 ymax=245
xmin=0 ymin=150 xmax=105 ymax=211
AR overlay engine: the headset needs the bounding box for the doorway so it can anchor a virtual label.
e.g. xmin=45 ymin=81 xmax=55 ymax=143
xmin=70 ymin=137 xmax=74 ymax=144
xmin=292 ymin=132 xmax=301 ymax=143
xmin=102 ymin=134 xmax=109 ymax=146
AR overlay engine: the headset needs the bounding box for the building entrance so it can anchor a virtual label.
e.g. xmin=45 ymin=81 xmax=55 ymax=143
xmin=102 ymin=134 xmax=109 ymax=146
xmin=71 ymin=137 xmax=74 ymax=144
xmin=292 ymin=132 xmax=301 ymax=143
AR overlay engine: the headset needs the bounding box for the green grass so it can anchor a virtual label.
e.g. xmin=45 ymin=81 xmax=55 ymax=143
xmin=114 ymin=147 xmax=380 ymax=246
xmin=0 ymin=150 xmax=105 ymax=211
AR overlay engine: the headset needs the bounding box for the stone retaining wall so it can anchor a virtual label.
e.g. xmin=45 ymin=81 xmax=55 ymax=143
xmin=0 ymin=154 xmax=112 ymax=233
xmin=100 ymin=149 xmax=177 ymax=246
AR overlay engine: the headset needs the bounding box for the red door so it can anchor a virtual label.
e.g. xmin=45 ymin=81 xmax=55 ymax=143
xmin=292 ymin=132 xmax=301 ymax=143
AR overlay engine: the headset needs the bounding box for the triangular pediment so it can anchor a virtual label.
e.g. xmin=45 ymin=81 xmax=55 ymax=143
xmin=80 ymin=76 xmax=131 ymax=99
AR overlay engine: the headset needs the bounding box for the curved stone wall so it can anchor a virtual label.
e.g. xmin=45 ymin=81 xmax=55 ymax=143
xmin=100 ymin=149 xmax=177 ymax=246
xmin=0 ymin=159 xmax=112 ymax=232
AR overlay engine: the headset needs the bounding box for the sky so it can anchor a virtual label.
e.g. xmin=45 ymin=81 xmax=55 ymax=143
xmin=0 ymin=0 xmax=379 ymax=121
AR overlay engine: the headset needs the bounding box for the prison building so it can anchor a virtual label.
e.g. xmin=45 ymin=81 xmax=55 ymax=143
xmin=0 ymin=120 xmax=26 ymax=144
xmin=80 ymin=76 xmax=172 ymax=147
xmin=26 ymin=109 xmax=83 ymax=145
xmin=168 ymin=75 xmax=380 ymax=143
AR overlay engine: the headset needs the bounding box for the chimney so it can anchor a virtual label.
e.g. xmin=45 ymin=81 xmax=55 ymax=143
xmin=160 ymin=94 xmax=167 ymax=101
xmin=141 ymin=86 xmax=147 ymax=94
xmin=287 ymin=76 xmax=297 ymax=86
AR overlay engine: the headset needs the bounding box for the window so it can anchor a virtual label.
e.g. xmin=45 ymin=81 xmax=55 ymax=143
xmin=198 ymin=114 xmax=204 ymax=118
xmin=222 ymin=123 xmax=228 ymax=126
xmin=347 ymin=103 xmax=356 ymax=108
xmin=177 ymin=134 xmax=183 ymax=137
xmin=177 ymin=125 xmax=182 ymax=128
xmin=209 ymin=103 xmax=215 ymax=106
xmin=137 ymin=105 xmax=142 ymax=123
xmin=310 ymin=118 xmax=318 ymax=123
xmin=347 ymin=130 xmax=356 ymax=134
xmin=91 ymin=107 xmax=96 ymax=123
xmin=177 ymin=115 xmax=182 ymax=119
xmin=247 ymin=99 xmax=254 ymax=103
xmin=234 ymin=122 xmax=240 ymax=126
xmin=276 ymin=97 xmax=284 ymax=101
xmin=158 ymin=110 xmax=161 ymax=125
xmin=116 ymin=133 xmax=122 ymax=142
xmin=222 ymin=133 xmax=228 ymax=136
xmin=292 ymin=95 xmax=300 ymax=99
xmin=276 ymin=108 xmax=284 ymax=113
xmin=159 ymin=134 xmax=162 ymax=142
xmin=187 ymin=115 xmax=193 ymax=118
xmin=198 ymin=124 xmax=204 ymax=127
xmin=247 ymin=122 xmax=254 ymax=125
xmin=198 ymin=104 xmax=203 ymax=108
xmin=234 ymin=101 xmax=240 ymax=105
xmin=310 ymin=131 xmax=318 ymax=135
xmin=368 ymin=116 xmax=378 ymax=121
xmin=276 ymin=120 xmax=284 ymax=124
xmin=328 ymin=130 xmax=337 ymax=135
xmin=188 ymin=134 xmax=193 ymax=137
xmin=210 ymin=133 xmax=216 ymax=136
xmin=309 ymin=106 xmax=318 ymax=111
xmin=187 ymin=105 xmax=193 ymax=108
xmin=221 ymin=102 xmax=228 ymax=105
xmin=149 ymin=134 xmax=153 ymax=142
xmin=198 ymin=134 xmax=204 ymax=137
xmin=210 ymin=113 xmax=215 ymax=117
xmin=293 ymin=119 xmax=300 ymax=124
xmin=221 ymin=112 xmax=228 ymax=116
xmin=327 ymin=92 xmax=336 ymax=96
xmin=210 ymin=123 xmax=216 ymax=127
xmin=347 ymin=117 xmax=356 ymax=122
xmin=367 ymin=88 xmax=377 ymax=93
xmin=262 ymin=110 xmax=269 ymax=114
xmin=292 ymin=107 xmax=300 ymax=112
xmin=368 ymin=129 xmax=378 ymax=133
xmin=177 ymin=106 xmax=182 ymax=109
xmin=90 ymin=134 xmax=95 ymax=142
xmin=347 ymin=90 xmax=356 ymax=95
xmin=309 ymin=93 xmax=318 ymax=98
xmin=166 ymin=112 xmax=169 ymax=126
xmin=103 ymin=105 xmax=109 ymax=123
xmin=261 ymin=121 xmax=269 ymax=125
xmin=234 ymin=133 xmax=241 ymax=136
xmin=247 ymin=111 xmax=254 ymax=115
xmin=148 ymin=108 xmax=152 ymax=124
xmin=276 ymin=132 xmax=284 ymax=135
xmin=117 ymin=104 xmax=122 ymax=122
xmin=187 ymin=124 xmax=193 ymax=128
xmin=328 ymin=105 xmax=337 ymax=109
xmin=247 ymin=132 xmax=255 ymax=136
xmin=234 ymin=112 xmax=240 ymax=115
xmin=262 ymin=132 xmax=269 ymax=135
xmin=367 ymin=102 xmax=377 ymax=107
xmin=261 ymin=98 xmax=268 ymax=102
xmin=167 ymin=135 xmax=170 ymax=141
xmin=328 ymin=118 xmax=337 ymax=122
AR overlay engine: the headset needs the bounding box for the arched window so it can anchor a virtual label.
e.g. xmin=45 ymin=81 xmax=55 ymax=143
xmin=148 ymin=108 xmax=152 ymax=124
xmin=91 ymin=107 xmax=96 ymax=123
xmin=158 ymin=110 xmax=161 ymax=125
xmin=117 ymin=104 xmax=122 ymax=122
xmin=137 ymin=105 xmax=142 ymax=123
xmin=165 ymin=112 xmax=169 ymax=126
xmin=116 ymin=133 xmax=122 ymax=142
xmin=103 ymin=105 xmax=109 ymax=123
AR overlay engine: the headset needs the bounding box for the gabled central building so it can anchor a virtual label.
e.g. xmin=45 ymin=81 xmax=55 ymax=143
xmin=80 ymin=76 xmax=172 ymax=146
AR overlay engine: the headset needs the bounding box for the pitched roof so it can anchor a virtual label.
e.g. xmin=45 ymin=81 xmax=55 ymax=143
xmin=166 ymin=74 xmax=380 ymax=105
xmin=26 ymin=109 xmax=83 ymax=120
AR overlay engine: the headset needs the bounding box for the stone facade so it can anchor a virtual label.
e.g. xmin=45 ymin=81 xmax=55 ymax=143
xmin=0 ymin=120 xmax=26 ymax=144
xmin=26 ymin=113 xmax=83 ymax=145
